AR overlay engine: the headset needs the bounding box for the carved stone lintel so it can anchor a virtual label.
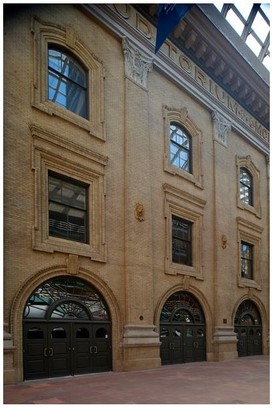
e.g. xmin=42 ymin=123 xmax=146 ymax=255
xmin=66 ymin=254 xmax=79 ymax=275
xmin=122 ymin=37 xmax=153 ymax=90
xmin=211 ymin=110 xmax=231 ymax=147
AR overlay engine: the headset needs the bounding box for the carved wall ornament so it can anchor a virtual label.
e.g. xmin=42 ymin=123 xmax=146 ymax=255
xmin=122 ymin=37 xmax=153 ymax=89
xmin=221 ymin=234 xmax=227 ymax=249
xmin=135 ymin=203 xmax=145 ymax=222
xmin=211 ymin=110 xmax=231 ymax=146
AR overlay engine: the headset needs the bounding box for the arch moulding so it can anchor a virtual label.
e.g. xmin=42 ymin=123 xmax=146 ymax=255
xmin=154 ymin=284 xmax=213 ymax=356
xmin=10 ymin=265 xmax=122 ymax=382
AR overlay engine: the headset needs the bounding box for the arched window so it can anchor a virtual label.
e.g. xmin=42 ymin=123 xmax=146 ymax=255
xmin=169 ymin=122 xmax=192 ymax=173
xmin=240 ymin=167 xmax=253 ymax=205
xmin=48 ymin=47 xmax=87 ymax=118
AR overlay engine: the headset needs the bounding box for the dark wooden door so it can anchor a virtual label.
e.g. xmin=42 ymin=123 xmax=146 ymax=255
xmin=235 ymin=326 xmax=262 ymax=357
xmin=48 ymin=323 xmax=71 ymax=377
xmin=23 ymin=323 xmax=48 ymax=380
xmin=160 ymin=324 xmax=206 ymax=365
xmin=92 ymin=324 xmax=112 ymax=372
xmin=23 ymin=321 xmax=112 ymax=380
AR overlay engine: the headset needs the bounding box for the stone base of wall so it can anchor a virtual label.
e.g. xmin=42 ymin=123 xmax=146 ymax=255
xmin=4 ymin=346 xmax=17 ymax=385
xmin=213 ymin=326 xmax=238 ymax=361
xmin=122 ymin=324 xmax=161 ymax=371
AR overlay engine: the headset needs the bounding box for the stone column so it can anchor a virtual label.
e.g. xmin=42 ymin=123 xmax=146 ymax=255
xmin=121 ymin=37 xmax=160 ymax=370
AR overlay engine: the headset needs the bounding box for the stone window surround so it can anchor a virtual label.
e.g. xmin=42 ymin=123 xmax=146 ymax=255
xmin=237 ymin=217 xmax=263 ymax=290
xmin=236 ymin=155 xmax=261 ymax=218
xmin=163 ymin=105 xmax=203 ymax=189
xmin=164 ymin=183 xmax=206 ymax=279
xmin=31 ymin=16 xmax=105 ymax=140
xmin=31 ymin=124 xmax=108 ymax=261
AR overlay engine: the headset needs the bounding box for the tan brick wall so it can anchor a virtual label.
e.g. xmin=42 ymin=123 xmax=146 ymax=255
xmin=4 ymin=4 xmax=269 ymax=383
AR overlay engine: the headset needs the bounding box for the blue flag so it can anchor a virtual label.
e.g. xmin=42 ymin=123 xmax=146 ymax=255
xmin=155 ymin=4 xmax=192 ymax=53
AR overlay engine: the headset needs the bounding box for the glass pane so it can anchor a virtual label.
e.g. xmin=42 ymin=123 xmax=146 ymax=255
xmin=173 ymin=328 xmax=181 ymax=337
xmin=241 ymin=243 xmax=251 ymax=258
xmin=49 ymin=176 xmax=86 ymax=210
xmin=173 ymin=309 xmax=193 ymax=323
xmin=252 ymin=11 xmax=269 ymax=42
xmin=48 ymin=49 xmax=86 ymax=87
xmin=235 ymin=3 xmax=253 ymax=20
xmin=172 ymin=217 xmax=190 ymax=240
xmin=48 ymin=48 xmax=87 ymax=118
xmin=160 ymin=328 xmax=169 ymax=337
xmin=246 ymin=34 xmax=261 ymax=57
xmin=260 ymin=4 xmax=270 ymax=19
xmin=51 ymin=302 xmax=89 ymax=319
xmin=226 ymin=10 xmax=244 ymax=36
xmin=186 ymin=329 xmax=193 ymax=338
xmin=197 ymin=329 xmax=204 ymax=337
xmin=27 ymin=328 xmax=44 ymax=339
xmin=170 ymin=123 xmax=191 ymax=172
xmin=96 ymin=328 xmax=108 ymax=338
xmin=48 ymin=175 xmax=87 ymax=243
xmin=51 ymin=327 xmax=66 ymax=338
xmin=76 ymin=328 xmax=89 ymax=338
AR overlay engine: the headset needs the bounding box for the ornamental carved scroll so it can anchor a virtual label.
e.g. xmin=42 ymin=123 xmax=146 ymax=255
xmin=135 ymin=203 xmax=145 ymax=222
xmin=211 ymin=110 xmax=231 ymax=146
xmin=122 ymin=37 xmax=153 ymax=90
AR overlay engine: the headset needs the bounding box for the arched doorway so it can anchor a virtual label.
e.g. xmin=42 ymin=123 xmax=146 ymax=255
xmin=160 ymin=291 xmax=206 ymax=365
xmin=23 ymin=276 xmax=112 ymax=380
xmin=234 ymin=300 xmax=262 ymax=357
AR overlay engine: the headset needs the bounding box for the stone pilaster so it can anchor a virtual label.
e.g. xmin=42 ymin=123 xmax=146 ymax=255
xmin=121 ymin=37 xmax=160 ymax=370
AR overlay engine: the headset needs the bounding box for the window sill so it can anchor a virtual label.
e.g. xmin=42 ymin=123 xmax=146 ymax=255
xmin=238 ymin=277 xmax=261 ymax=290
xmin=164 ymin=163 xmax=203 ymax=189
xmin=166 ymin=261 xmax=204 ymax=280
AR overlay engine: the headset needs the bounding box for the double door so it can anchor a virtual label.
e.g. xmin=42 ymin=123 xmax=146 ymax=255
xmin=23 ymin=321 xmax=111 ymax=380
xmin=235 ymin=326 xmax=262 ymax=357
xmin=160 ymin=324 xmax=206 ymax=365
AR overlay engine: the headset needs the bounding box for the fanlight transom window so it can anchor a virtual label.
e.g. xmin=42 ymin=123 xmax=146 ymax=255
xmin=48 ymin=47 xmax=87 ymax=118
xmin=24 ymin=276 xmax=110 ymax=321
xmin=170 ymin=122 xmax=192 ymax=173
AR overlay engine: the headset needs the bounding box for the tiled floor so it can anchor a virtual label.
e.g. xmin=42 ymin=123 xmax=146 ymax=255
xmin=4 ymin=355 xmax=269 ymax=404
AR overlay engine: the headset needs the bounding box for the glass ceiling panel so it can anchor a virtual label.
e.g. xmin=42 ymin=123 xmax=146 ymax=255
xmin=215 ymin=3 xmax=270 ymax=69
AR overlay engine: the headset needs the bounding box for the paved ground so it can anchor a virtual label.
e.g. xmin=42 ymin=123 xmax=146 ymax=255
xmin=4 ymin=355 xmax=269 ymax=404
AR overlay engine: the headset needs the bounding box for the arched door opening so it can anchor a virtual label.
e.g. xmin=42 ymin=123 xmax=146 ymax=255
xmin=234 ymin=300 xmax=262 ymax=357
xmin=23 ymin=276 xmax=112 ymax=380
xmin=160 ymin=291 xmax=206 ymax=365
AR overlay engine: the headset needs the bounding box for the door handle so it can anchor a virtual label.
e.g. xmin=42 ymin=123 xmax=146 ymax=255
xmin=93 ymin=346 xmax=98 ymax=354
xmin=48 ymin=347 xmax=54 ymax=357
xmin=43 ymin=347 xmax=48 ymax=357
xmin=90 ymin=346 xmax=93 ymax=354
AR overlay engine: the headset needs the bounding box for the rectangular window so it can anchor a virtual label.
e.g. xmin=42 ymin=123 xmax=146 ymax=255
xmin=48 ymin=172 xmax=88 ymax=243
xmin=241 ymin=241 xmax=253 ymax=279
xmin=172 ymin=215 xmax=192 ymax=265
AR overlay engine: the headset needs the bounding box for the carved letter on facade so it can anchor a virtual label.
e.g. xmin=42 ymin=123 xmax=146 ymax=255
xmin=211 ymin=110 xmax=231 ymax=147
xmin=122 ymin=37 xmax=153 ymax=90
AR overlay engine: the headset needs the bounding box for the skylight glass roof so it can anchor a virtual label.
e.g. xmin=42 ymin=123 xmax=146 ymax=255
xmin=215 ymin=3 xmax=270 ymax=70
